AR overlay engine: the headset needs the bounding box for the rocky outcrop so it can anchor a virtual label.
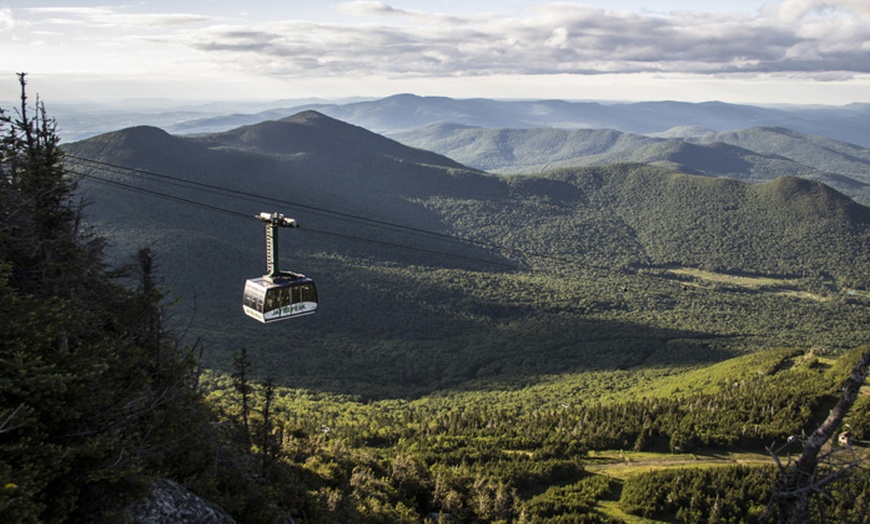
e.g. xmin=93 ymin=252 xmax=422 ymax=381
xmin=128 ymin=478 xmax=235 ymax=523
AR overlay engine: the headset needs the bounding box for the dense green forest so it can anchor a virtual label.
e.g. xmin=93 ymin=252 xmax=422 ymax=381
xmin=197 ymin=345 xmax=870 ymax=522
xmin=4 ymin=79 xmax=870 ymax=522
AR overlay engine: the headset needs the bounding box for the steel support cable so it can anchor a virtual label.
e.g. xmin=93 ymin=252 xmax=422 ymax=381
xmin=65 ymin=157 xmax=254 ymax=203
xmin=299 ymin=226 xmax=519 ymax=269
xmin=65 ymin=154 xmax=504 ymax=250
xmin=63 ymin=154 xmax=545 ymax=259
xmin=66 ymin=154 xmax=611 ymax=273
xmin=64 ymin=155 xmax=352 ymax=225
xmin=69 ymin=168 xmax=251 ymax=221
xmin=73 ymin=169 xmax=520 ymax=269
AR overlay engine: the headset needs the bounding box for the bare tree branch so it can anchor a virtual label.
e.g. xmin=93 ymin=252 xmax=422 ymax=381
xmin=771 ymin=345 xmax=870 ymax=523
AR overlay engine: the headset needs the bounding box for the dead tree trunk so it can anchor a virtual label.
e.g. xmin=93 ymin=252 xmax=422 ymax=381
xmin=771 ymin=346 xmax=870 ymax=523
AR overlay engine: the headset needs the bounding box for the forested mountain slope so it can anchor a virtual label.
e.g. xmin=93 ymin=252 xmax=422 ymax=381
xmin=64 ymin=111 xmax=870 ymax=398
xmin=690 ymin=126 xmax=870 ymax=191
xmin=393 ymin=124 xmax=870 ymax=203
xmin=473 ymin=166 xmax=870 ymax=281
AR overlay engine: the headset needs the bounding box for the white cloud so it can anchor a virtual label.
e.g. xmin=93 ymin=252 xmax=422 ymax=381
xmin=334 ymin=1 xmax=469 ymax=25
xmin=173 ymin=2 xmax=870 ymax=80
xmin=25 ymin=6 xmax=211 ymax=28
xmin=772 ymin=0 xmax=870 ymax=23
xmin=545 ymin=27 xmax=569 ymax=49
xmin=0 ymin=8 xmax=14 ymax=32
xmin=335 ymin=1 xmax=405 ymax=17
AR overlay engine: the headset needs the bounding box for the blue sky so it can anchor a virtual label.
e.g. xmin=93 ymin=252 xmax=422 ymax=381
xmin=1 ymin=1 xmax=869 ymax=105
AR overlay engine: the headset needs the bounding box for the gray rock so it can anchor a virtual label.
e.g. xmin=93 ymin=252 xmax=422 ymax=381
xmin=128 ymin=478 xmax=235 ymax=523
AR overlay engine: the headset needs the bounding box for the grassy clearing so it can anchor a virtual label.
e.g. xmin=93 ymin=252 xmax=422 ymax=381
xmin=585 ymin=450 xmax=773 ymax=480
xmin=669 ymin=267 xmax=789 ymax=287
xmin=667 ymin=267 xmax=832 ymax=300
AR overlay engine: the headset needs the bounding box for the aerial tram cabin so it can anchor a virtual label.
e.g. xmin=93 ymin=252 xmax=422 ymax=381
xmin=243 ymin=212 xmax=318 ymax=323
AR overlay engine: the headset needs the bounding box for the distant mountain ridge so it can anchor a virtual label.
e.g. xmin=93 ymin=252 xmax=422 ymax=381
xmin=53 ymin=94 xmax=870 ymax=207
xmin=50 ymin=94 xmax=870 ymax=149
xmin=393 ymin=124 xmax=870 ymax=203
xmin=202 ymin=110 xmax=470 ymax=170
xmin=165 ymin=94 xmax=870 ymax=148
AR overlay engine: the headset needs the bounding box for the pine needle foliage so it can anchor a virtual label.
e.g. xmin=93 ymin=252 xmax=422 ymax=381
xmin=0 ymin=74 xmax=214 ymax=522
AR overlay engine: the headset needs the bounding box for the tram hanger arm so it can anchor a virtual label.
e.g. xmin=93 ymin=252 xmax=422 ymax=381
xmin=256 ymin=212 xmax=298 ymax=228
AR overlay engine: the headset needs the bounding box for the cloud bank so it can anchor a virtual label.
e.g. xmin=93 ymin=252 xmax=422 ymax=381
xmin=174 ymin=0 xmax=870 ymax=80
xmin=2 ymin=1 xmax=869 ymax=104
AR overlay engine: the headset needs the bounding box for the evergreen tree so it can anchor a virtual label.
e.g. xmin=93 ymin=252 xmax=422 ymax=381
xmin=259 ymin=377 xmax=277 ymax=478
xmin=232 ymin=347 xmax=254 ymax=448
xmin=0 ymin=73 xmax=102 ymax=301
xmin=0 ymin=74 xmax=213 ymax=522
